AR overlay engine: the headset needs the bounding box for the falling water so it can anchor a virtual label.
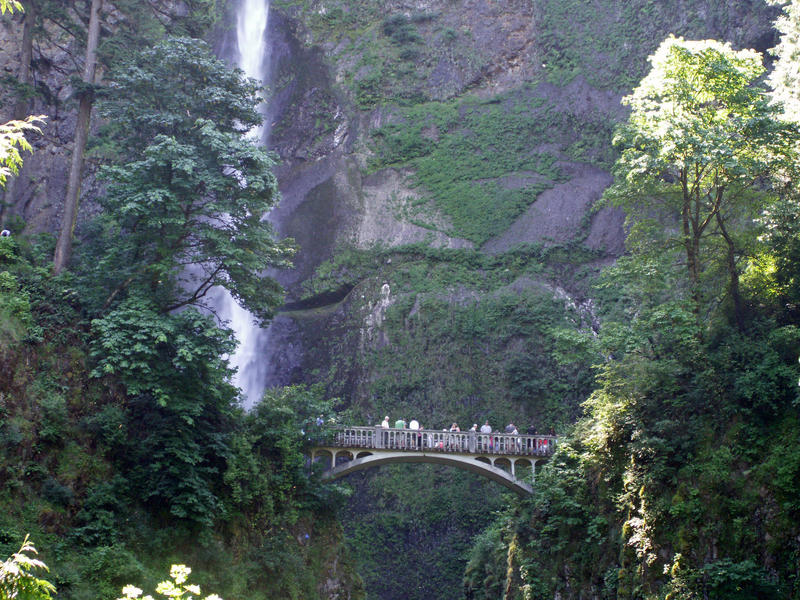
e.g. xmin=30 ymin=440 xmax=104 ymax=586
xmin=237 ymin=0 xmax=269 ymax=142
xmin=212 ymin=0 xmax=274 ymax=409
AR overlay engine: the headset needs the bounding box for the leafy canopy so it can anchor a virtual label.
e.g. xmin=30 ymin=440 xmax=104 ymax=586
xmin=0 ymin=117 xmax=44 ymax=188
xmin=0 ymin=0 xmax=21 ymax=15
xmin=606 ymin=36 xmax=799 ymax=325
xmin=86 ymin=37 xmax=294 ymax=323
xmin=0 ymin=536 xmax=56 ymax=600
xmin=98 ymin=36 xmax=262 ymax=156
xmin=609 ymin=36 xmax=795 ymax=217
xmin=78 ymin=37 xmax=296 ymax=526
xmin=768 ymin=0 xmax=800 ymax=122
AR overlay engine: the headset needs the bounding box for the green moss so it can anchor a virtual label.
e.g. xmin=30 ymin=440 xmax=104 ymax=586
xmin=369 ymin=91 xmax=585 ymax=244
xmin=533 ymin=0 xmax=777 ymax=90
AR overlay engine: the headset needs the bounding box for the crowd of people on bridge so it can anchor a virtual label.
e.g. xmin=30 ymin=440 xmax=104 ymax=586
xmin=379 ymin=416 xmax=552 ymax=435
xmin=369 ymin=416 xmax=555 ymax=455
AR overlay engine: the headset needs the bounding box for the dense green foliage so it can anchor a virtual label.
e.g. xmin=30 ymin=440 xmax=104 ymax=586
xmin=0 ymin=228 xmax=360 ymax=600
xmin=0 ymin=17 xmax=360 ymax=600
xmin=88 ymin=37 xmax=294 ymax=324
xmin=463 ymin=30 xmax=800 ymax=600
xmin=607 ymin=37 xmax=799 ymax=328
xmin=0 ymin=537 xmax=55 ymax=600
xmin=768 ymin=0 xmax=800 ymax=122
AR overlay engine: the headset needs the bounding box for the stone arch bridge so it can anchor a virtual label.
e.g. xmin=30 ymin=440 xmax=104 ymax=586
xmin=311 ymin=426 xmax=557 ymax=495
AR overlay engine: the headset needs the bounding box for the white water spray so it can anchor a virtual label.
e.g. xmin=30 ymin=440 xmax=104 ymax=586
xmin=213 ymin=0 xmax=274 ymax=408
xmin=237 ymin=0 xmax=270 ymax=141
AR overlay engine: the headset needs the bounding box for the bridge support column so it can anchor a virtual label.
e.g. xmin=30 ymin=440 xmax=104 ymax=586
xmin=468 ymin=432 xmax=476 ymax=453
xmin=375 ymin=426 xmax=384 ymax=449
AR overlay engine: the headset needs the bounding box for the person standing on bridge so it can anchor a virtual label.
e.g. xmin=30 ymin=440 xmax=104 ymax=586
xmin=394 ymin=417 xmax=407 ymax=448
xmin=381 ymin=416 xmax=390 ymax=429
xmin=480 ymin=420 xmax=492 ymax=451
xmin=447 ymin=423 xmax=460 ymax=450
xmin=526 ymin=424 xmax=536 ymax=453
xmin=409 ymin=418 xmax=421 ymax=448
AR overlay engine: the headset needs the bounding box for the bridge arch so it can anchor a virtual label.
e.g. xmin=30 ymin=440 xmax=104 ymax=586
xmin=312 ymin=448 xmax=544 ymax=495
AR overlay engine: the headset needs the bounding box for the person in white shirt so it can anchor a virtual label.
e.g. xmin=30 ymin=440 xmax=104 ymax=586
xmin=480 ymin=421 xmax=493 ymax=451
xmin=409 ymin=418 xmax=421 ymax=448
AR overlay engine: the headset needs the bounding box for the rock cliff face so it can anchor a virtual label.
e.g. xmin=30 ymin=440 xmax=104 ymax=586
xmin=1 ymin=8 xmax=81 ymax=232
xmin=239 ymin=0 xmax=776 ymax=402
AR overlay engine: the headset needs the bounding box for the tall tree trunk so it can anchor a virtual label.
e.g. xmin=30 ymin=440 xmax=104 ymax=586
xmin=53 ymin=0 xmax=102 ymax=274
xmin=13 ymin=1 xmax=35 ymax=121
xmin=0 ymin=0 xmax=36 ymax=227
xmin=681 ymin=174 xmax=701 ymax=329
xmin=715 ymin=211 xmax=745 ymax=330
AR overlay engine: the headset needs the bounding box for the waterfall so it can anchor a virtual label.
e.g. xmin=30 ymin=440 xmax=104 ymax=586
xmin=236 ymin=0 xmax=270 ymax=143
xmin=212 ymin=0 xmax=275 ymax=409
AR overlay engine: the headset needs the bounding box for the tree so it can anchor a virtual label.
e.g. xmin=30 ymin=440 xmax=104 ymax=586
xmin=87 ymin=37 xmax=294 ymax=323
xmin=52 ymin=0 xmax=103 ymax=274
xmin=768 ymin=0 xmax=800 ymax=122
xmin=90 ymin=297 xmax=238 ymax=526
xmin=44 ymin=0 xmax=220 ymax=271
xmin=754 ymin=1 xmax=800 ymax=314
xmin=0 ymin=0 xmax=22 ymax=13
xmin=224 ymin=384 xmax=339 ymax=526
xmin=606 ymin=36 xmax=799 ymax=329
xmin=81 ymin=37 xmax=293 ymax=526
xmin=0 ymin=0 xmax=44 ymax=196
xmin=0 ymin=536 xmax=56 ymax=600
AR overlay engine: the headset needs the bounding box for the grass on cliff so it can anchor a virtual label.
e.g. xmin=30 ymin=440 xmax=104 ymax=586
xmin=368 ymin=89 xmax=617 ymax=246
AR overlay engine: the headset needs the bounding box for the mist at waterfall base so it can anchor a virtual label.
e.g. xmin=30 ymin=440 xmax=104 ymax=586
xmin=210 ymin=0 xmax=277 ymax=409
xmin=209 ymin=291 xmax=274 ymax=409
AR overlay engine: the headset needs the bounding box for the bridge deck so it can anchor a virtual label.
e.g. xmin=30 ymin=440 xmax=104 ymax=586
xmin=328 ymin=426 xmax=556 ymax=457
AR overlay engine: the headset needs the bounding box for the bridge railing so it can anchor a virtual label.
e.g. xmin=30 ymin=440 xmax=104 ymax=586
xmin=329 ymin=426 xmax=557 ymax=457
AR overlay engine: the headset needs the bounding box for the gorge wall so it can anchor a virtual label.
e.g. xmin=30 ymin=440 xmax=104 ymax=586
xmin=248 ymin=0 xmax=777 ymax=417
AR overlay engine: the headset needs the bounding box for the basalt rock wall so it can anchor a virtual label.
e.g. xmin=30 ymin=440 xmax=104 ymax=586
xmin=253 ymin=0 xmax=777 ymax=409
